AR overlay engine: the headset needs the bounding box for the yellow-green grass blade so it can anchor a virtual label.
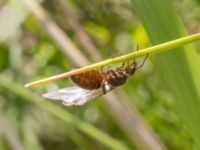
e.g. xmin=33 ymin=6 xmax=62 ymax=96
xmin=131 ymin=0 xmax=200 ymax=149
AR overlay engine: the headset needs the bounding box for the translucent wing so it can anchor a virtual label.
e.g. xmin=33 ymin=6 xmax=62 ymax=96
xmin=43 ymin=86 xmax=105 ymax=106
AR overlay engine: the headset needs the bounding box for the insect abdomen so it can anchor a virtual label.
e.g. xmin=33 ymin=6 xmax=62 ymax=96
xmin=70 ymin=70 xmax=103 ymax=90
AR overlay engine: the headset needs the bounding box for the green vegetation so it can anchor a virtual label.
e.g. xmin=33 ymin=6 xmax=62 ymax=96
xmin=0 ymin=0 xmax=200 ymax=150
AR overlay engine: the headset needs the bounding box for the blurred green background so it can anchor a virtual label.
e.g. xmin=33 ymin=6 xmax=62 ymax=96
xmin=0 ymin=0 xmax=200 ymax=150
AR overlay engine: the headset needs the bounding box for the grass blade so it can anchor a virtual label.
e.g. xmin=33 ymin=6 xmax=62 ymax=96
xmin=131 ymin=0 xmax=200 ymax=148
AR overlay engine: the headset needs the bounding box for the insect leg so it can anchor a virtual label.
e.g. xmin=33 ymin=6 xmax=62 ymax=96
xmin=102 ymin=80 xmax=107 ymax=94
xmin=136 ymin=53 xmax=149 ymax=69
xmin=133 ymin=45 xmax=139 ymax=63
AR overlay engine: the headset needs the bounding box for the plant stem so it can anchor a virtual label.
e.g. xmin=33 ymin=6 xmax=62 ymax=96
xmin=25 ymin=33 xmax=200 ymax=87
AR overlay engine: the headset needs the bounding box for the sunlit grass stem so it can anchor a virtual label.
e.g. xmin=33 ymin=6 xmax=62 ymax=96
xmin=25 ymin=33 xmax=200 ymax=87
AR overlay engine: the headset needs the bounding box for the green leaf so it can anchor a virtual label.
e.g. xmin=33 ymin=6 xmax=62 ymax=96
xmin=131 ymin=0 xmax=200 ymax=149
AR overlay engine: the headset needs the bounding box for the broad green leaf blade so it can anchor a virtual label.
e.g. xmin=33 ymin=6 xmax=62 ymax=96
xmin=131 ymin=0 xmax=200 ymax=149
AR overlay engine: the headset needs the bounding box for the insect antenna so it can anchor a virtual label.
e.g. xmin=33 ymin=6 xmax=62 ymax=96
xmin=133 ymin=45 xmax=138 ymax=63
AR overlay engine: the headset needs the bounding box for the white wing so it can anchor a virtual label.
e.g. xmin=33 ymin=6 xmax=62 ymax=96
xmin=43 ymin=86 xmax=105 ymax=106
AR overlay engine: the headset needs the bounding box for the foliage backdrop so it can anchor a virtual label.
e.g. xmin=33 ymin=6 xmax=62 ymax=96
xmin=0 ymin=0 xmax=200 ymax=150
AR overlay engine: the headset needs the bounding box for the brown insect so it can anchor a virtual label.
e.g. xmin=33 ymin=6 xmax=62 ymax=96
xmin=43 ymin=54 xmax=148 ymax=106
xmin=71 ymin=54 xmax=148 ymax=93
